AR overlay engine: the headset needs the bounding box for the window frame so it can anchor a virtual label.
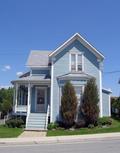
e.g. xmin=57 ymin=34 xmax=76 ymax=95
xmin=69 ymin=53 xmax=84 ymax=72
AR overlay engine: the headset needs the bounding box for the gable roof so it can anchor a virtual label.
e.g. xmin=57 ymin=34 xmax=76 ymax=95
xmin=49 ymin=33 xmax=104 ymax=60
xmin=26 ymin=50 xmax=52 ymax=67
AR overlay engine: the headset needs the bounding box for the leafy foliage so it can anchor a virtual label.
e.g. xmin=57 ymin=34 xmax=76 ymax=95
xmin=6 ymin=118 xmax=24 ymax=128
xmin=81 ymin=78 xmax=99 ymax=125
xmin=61 ymin=81 xmax=77 ymax=128
xmin=47 ymin=122 xmax=58 ymax=130
xmin=97 ymin=117 xmax=112 ymax=126
xmin=0 ymin=88 xmax=13 ymax=116
xmin=111 ymin=97 xmax=120 ymax=118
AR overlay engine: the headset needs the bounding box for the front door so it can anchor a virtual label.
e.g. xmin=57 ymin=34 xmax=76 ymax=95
xmin=36 ymin=88 xmax=46 ymax=112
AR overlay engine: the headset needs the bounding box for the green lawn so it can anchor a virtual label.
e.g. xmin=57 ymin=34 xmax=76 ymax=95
xmin=0 ymin=126 xmax=23 ymax=138
xmin=47 ymin=118 xmax=120 ymax=136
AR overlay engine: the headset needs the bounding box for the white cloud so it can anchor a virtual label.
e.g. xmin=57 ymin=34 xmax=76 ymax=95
xmin=5 ymin=65 xmax=11 ymax=70
xmin=16 ymin=71 xmax=23 ymax=77
xmin=0 ymin=85 xmax=12 ymax=89
xmin=2 ymin=65 xmax=11 ymax=71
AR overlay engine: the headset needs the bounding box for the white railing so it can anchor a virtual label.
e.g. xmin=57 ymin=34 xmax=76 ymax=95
xmin=45 ymin=104 xmax=50 ymax=130
xmin=15 ymin=105 xmax=27 ymax=112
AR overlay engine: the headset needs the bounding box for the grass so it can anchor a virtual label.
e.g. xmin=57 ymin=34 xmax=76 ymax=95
xmin=47 ymin=118 xmax=120 ymax=136
xmin=0 ymin=125 xmax=23 ymax=138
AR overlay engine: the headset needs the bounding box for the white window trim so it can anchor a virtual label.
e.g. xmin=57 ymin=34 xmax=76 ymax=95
xmin=69 ymin=53 xmax=84 ymax=72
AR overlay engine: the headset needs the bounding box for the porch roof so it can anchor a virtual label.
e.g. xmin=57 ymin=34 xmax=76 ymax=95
xmin=11 ymin=76 xmax=51 ymax=84
xmin=57 ymin=72 xmax=93 ymax=80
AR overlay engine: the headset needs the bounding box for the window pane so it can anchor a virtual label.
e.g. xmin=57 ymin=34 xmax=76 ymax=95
xmin=78 ymin=54 xmax=82 ymax=71
xmin=71 ymin=54 xmax=76 ymax=71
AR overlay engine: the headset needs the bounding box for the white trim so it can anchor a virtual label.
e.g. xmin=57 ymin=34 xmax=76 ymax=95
xmin=50 ymin=60 xmax=54 ymax=122
xmin=99 ymin=70 xmax=103 ymax=117
xmin=76 ymin=54 xmax=78 ymax=71
xmin=69 ymin=53 xmax=71 ymax=72
xmin=26 ymin=65 xmax=50 ymax=69
xmin=108 ymin=95 xmax=111 ymax=116
xmin=26 ymin=83 xmax=31 ymax=128
xmin=35 ymin=87 xmax=47 ymax=113
xmin=15 ymin=83 xmax=18 ymax=113
xmin=49 ymin=33 xmax=104 ymax=60
xmin=82 ymin=53 xmax=84 ymax=72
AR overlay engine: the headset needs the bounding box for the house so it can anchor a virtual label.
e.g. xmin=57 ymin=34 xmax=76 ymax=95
xmin=11 ymin=33 xmax=112 ymax=130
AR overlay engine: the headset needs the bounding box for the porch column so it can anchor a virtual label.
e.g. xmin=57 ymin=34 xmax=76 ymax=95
xmin=15 ymin=83 xmax=18 ymax=112
xmin=27 ymin=83 xmax=31 ymax=115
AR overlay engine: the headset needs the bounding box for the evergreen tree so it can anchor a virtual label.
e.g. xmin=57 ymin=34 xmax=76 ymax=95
xmin=61 ymin=81 xmax=77 ymax=127
xmin=81 ymin=78 xmax=99 ymax=125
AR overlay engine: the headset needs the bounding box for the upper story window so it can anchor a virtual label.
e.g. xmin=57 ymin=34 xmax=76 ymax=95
xmin=70 ymin=53 xmax=83 ymax=72
xmin=71 ymin=54 xmax=76 ymax=71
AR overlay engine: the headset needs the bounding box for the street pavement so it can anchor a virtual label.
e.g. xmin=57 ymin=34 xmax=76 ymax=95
xmin=0 ymin=138 xmax=120 ymax=153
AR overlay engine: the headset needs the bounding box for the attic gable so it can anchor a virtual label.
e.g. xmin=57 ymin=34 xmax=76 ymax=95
xmin=49 ymin=33 xmax=104 ymax=61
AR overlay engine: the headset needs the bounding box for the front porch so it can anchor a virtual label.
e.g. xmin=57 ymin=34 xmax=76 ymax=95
xmin=12 ymin=77 xmax=51 ymax=130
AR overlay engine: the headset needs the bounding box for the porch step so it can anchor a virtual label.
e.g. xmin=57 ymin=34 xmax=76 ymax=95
xmin=26 ymin=113 xmax=47 ymax=131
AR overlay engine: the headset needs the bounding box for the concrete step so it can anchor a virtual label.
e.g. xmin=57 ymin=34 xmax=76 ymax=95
xmin=26 ymin=113 xmax=47 ymax=130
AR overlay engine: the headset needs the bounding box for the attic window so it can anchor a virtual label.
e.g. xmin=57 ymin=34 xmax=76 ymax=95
xmin=70 ymin=53 xmax=83 ymax=72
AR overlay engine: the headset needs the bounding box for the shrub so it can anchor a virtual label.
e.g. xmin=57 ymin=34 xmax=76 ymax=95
xmin=47 ymin=122 xmax=58 ymax=130
xmin=88 ymin=124 xmax=94 ymax=129
xmin=75 ymin=119 xmax=86 ymax=128
xmin=6 ymin=118 xmax=24 ymax=128
xmin=81 ymin=78 xmax=99 ymax=125
xmin=97 ymin=117 xmax=112 ymax=126
xmin=61 ymin=81 xmax=77 ymax=128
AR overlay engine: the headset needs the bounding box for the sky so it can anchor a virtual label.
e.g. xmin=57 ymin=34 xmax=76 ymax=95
xmin=0 ymin=0 xmax=120 ymax=96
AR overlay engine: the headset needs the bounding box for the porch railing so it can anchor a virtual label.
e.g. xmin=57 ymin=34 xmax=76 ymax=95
xmin=45 ymin=104 xmax=50 ymax=130
xmin=15 ymin=105 xmax=27 ymax=112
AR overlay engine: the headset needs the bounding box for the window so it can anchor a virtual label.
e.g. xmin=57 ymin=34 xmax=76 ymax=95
xmin=70 ymin=53 xmax=83 ymax=72
xmin=71 ymin=54 xmax=76 ymax=71
xmin=78 ymin=54 xmax=82 ymax=71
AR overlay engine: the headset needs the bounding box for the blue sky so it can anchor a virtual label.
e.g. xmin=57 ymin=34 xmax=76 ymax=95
xmin=0 ymin=0 xmax=120 ymax=96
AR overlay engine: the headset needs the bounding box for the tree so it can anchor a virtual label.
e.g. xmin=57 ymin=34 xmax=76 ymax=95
xmin=81 ymin=78 xmax=99 ymax=125
xmin=1 ymin=99 xmax=12 ymax=115
xmin=61 ymin=81 xmax=77 ymax=127
xmin=0 ymin=87 xmax=13 ymax=117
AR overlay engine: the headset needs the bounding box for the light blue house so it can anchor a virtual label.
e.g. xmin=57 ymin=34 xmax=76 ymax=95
xmin=11 ymin=33 xmax=112 ymax=130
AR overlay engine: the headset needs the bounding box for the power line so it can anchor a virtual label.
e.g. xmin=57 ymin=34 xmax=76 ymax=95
xmin=103 ymin=70 xmax=120 ymax=74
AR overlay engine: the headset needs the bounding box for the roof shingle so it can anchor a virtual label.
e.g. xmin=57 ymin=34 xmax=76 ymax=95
xmin=26 ymin=50 xmax=52 ymax=67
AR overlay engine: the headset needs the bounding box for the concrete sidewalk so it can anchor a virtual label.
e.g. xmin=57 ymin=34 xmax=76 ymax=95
xmin=0 ymin=133 xmax=120 ymax=145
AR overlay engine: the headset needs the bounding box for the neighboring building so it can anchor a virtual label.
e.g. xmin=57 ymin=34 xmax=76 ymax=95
xmin=11 ymin=33 xmax=112 ymax=130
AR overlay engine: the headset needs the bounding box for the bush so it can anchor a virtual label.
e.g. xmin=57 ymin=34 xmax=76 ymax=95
xmin=47 ymin=122 xmax=58 ymax=130
xmin=75 ymin=119 xmax=86 ymax=128
xmin=88 ymin=124 xmax=94 ymax=128
xmin=6 ymin=118 xmax=24 ymax=128
xmin=81 ymin=78 xmax=99 ymax=125
xmin=61 ymin=82 xmax=77 ymax=128
xmin=97 ymin=117 xmax=112 ymax=126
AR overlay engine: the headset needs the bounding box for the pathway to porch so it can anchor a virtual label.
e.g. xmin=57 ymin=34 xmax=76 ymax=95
xmin=19 ymin=131 xmax=46 ymax=138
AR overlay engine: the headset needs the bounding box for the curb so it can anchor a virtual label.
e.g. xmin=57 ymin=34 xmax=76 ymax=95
xmin=0 ymin=133 xmax=120 ymax=145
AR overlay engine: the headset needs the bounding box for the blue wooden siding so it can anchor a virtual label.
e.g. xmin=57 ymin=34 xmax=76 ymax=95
xmin=102 ymin=90 xmax=110 ymax=116
xmin=31 ymin=69 xmax=50 ymax=76
xmin=52 ymin=40 xmax=101 ymax=122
